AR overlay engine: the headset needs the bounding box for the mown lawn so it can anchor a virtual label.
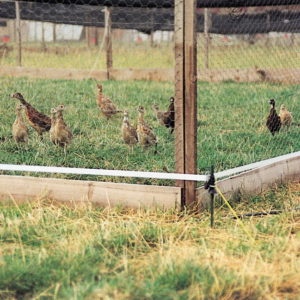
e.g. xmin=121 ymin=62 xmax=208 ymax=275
xmin=0 ymin=77 xmax=299 ymax=185
xmin=0 ymin=182 xmax=299 ymax=299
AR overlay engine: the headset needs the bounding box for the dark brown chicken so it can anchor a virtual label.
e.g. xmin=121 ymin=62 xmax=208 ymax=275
xmin=12 ymin=104 xmax=29 ymax=143
xmin=96 ymin=83 xmax=122 ymax=120
xmin=152 ymin=96 xmax=175 ymax=134
xmin=11 ymin=92 xmax=51 ymax=138
xmin=266 ymin=99 xmax=281 ymax=135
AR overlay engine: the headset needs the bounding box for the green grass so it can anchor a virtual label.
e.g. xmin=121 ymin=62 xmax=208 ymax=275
xmin=197 ymin=43 xmax=300 ymax=69
xmin=0 ymin=77 xmax=299 ymax=185
xmin=0 ymin=182 xmax=299 ymax=299
xmin=2 ymin=40 xmax=300 ymax=70
xmin=1 ymin=42 xmax=174 ymax=70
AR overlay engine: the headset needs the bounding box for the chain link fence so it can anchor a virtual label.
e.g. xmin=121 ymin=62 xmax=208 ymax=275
xmin=0 ymin=0 xmax=299 ymax=184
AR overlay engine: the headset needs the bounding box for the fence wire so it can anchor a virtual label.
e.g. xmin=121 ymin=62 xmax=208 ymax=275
xmin=0 ymin=0 xmax=299 ymax=184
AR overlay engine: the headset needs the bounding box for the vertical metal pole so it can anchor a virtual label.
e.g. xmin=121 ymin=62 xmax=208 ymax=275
xmin=175 ymin=0 xmax=197 ymax=209
xmin=205 ymin=165 xmax=216 ymax=228
xmin=210 ymin=193 xmax=214 ymax=227
xmin=15 ymin=1 xmax=22 ymax=66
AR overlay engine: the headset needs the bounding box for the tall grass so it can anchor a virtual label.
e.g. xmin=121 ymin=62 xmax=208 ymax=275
xmin=0 ymin=182 xmax=299 ymax=299
xmin=0 ymin=77 xmax=299 ymax=185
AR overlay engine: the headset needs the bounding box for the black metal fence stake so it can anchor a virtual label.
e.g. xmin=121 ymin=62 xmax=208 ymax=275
xmin=204 ymin=165 xmax=216 ymax=228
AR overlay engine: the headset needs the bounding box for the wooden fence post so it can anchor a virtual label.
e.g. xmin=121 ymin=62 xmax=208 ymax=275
xmin=174 ymin=0 xmax=197 ymax=208
xmin=15 ymin=1 xmax=22 ymax=66
xmin=204 ymin=8 xmax=211 ymax=69
xmin=41 ymin=22 xmax=46 ymax=51
xmin=104 ymin=7 xmax=113 ymax=79
xmin=53 ymin=23 xmax=57 ymax=43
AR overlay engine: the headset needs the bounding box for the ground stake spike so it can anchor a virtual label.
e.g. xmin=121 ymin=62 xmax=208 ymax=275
xmin=204 ymin=165 xmax=216 ymax=228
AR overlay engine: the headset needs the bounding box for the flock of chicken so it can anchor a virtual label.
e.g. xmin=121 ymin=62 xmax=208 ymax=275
xmin=10 ymin=83 xmax=175 ymax=154
xmin=11 ymin=92 xmax=72 ymax=153
xmin=96 ymin=83 xmax=175 ymax=154
xmin=266 ymin=99 xmax=293 ymax=135
xmin=10 ymin=84 xmax=293 ymax=154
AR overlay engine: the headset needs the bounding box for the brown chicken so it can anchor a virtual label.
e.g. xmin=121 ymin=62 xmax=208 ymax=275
xmin=49 ymin=107 xmax=57 ymax=145
xmin=152 ymin=104 xmax=168 ymax=126
xmin=55 ymin=104 xmax=68 ymax=127
xmin=11 ymin=92 xmax=51 ymax=138
xmin=137 ymin=106 xmax=157 ymax=153
xmin=266 ymin=99 xmax=281 ymax=135
xmin=96 ymin=83 xmax=122 ymax=120
xmin=12 ymin=104 xmax=29 ymax=143
xmin=50 ymin=105 xmax=73 ymax=153
xmin=152 ymin=96 xmax=175 ymax=134
xmin=121 ymin=110 xmax=138 ymax=146
xmin=279 ymin=104 xmax=292 ymax=127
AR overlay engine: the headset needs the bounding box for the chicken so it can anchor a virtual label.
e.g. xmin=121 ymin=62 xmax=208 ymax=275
xmin=50 ymin=105 xmax=73 ymax=153
xmin=55 ymin=104 xmax=68 ymax=127
xmin=96 ymin=83 xmax=122 ymax=120
xmin=137 ymin=106 xmax=157 ymax=153
xmin=152 ymin=104 xmax=169 ymax=125
xmin=153 ymin=96 xmax=175 ymax=134
xmin=255 ymin=66 xmax=267 ymax=81
xmin=121 ymin=110 xmax=138 ymax=146
xmin=279 ymin=104 xmax=292 ymax=127
xmin=12 ymin=104 xmax=29 ymax=143
xmin=266 ymin=99 xmax=281 ymax=135
xmin=11 ymin=92 xmax=51 ymax=138
xmin=49 ymin=107 xmax=57 ymax=145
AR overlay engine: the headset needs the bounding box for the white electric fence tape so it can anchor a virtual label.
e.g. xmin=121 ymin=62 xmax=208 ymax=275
xmin=0 ymin=151 xmax=299 ymax=182
xmin=215 ymin=151 xmax=300 ymax=179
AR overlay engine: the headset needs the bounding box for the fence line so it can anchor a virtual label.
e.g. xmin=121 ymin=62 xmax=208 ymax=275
xmin=1 ymin=151 xmax=299 ymax=182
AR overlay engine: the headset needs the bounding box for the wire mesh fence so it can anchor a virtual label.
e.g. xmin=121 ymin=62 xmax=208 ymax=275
xmin=0 ymin=0 xmax=299 ymax=186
